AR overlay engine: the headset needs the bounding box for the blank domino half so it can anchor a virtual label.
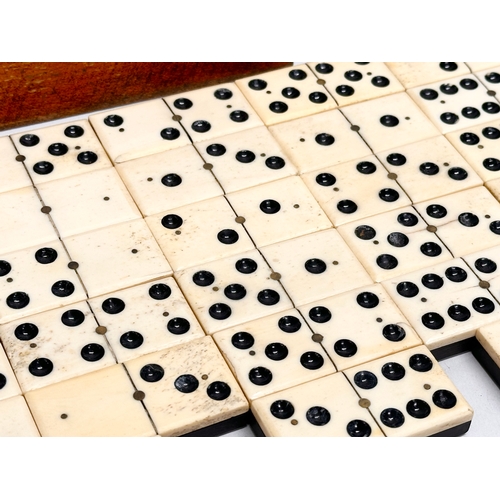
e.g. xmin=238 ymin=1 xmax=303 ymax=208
xmin=2 ymin=61 xmax=500 ymax=437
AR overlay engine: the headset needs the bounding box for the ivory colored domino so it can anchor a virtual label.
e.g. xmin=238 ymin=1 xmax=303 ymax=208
xmin=337 ymin=206 xmax=453 ymax=282
xmin=407 ymin=74 xmax=500 ymax=134
xmin=164 ymin=82 xmax=263 ymax=143
xmin=125 ymin=336 xmax=249 ymax=436
xmin=385 ymin=62 xmax=470 ymax=89
xmin=382 ymin=258 xmax=500 ymax=351
xmin=268 ymin=109 xmax=371 ymax=174
xmin=308 ymin=62 xmax=404 ymax=107
xmin=251 ymin=372 xmax=384 ymax=437
xmin=62 ymin=219 xmax=172 ymax=298
xmin=11 ymin=119 xmax=113 ymax=184
xmin=445 ymin=119 xmax=500 ymax=182
xmin=0 ymin=396 xmax=40 ymax=437
xmin=378 ymin=135 xmax=482 ymax=203
xmin=194 ymin=126 xmax=298 ymax=193
xmin=413 ymin=186 xmax=500 ymax=257
xmin=344 ymin=345 xmax=474 ymax=437
xmin=36 ymin=168 xmax=142 ymax=238
xmin=0 ymin=186 xmax=59 ymax=254
xmin=174 ymin=249 xmax=293 ymax=335
xmin=476 ymin=321 xmax=500 ymax=373
xmin=25 ymin=364 xmax=156 ymax=437
xmin=89 ymin=98 xmax=191 ymax=164
xmin=341 ymin=92 xmax=441 ymax=153
xmin=145 ymin=196 xmax=255 ymax=272
xmin=0 ymin=343 xmax=21 ymax=401
xmin=0 ymin=136 xmax=32 ymax=193
xmin=259 ymin=229 xmax=373 ymax=306
xmin=0 ymin=240 xmax=87 ymax=325
xmin=0 ymin=301 xmax=116 ymax=393
xmin=213 ymin=309 xmax=336 ymax=401
xmin=226 ymin=176 xmax=332 ymax=248
xmin=466 ymin=63 xmax=500 ymax=72
xmin=236 ymin=64 xmax=337 ymax=126
xmin=114 ymin=144 xmax=223 ymax=217
xmin=299 ymin=283 xmax=422 ymax=371
xmin=301 ymin=155 xmax=411 ymax=226
xmin=88 ymin=278 xmax=205 ymax=364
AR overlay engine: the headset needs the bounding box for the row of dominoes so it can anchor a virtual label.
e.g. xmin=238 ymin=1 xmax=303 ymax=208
xmin=1 ymin=62 xmax=500 ymax=437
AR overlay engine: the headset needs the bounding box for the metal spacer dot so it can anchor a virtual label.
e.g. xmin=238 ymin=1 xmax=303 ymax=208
xmin=172 ymin=115 xmax=182 ymax=121
xmin=427 ymin=225 xmax=437 ymax=233
xmin=316 ymin=79 xmax=326 ymax=85
xmin=201 ymin=374 xmax=208 ymax=380
xmin=291 ymin=419 xmax=298 ymax=425
xmin=351 ymin=125 xmax=360 ymax=132
xmin=311 ymin=333 xmax=323 ymax=343
xmin=96 ymin=326 xmax=107 ymax=334
xmin=68 ymin=261 xmax=79 ymax=270
xmin=60 ymin=413 xmax=68 ymax=419
xmin=270 ymin=272 xmax=281 ymax=280
xmin=203 ymin=163 xmax=213 ymax=170
xmin=235 ymin=216 xmax=246 ymax=224
xmin=133 ymin=391 xmax=145 ymax=401
xmin=479 ymin=280 xmax=490 ymax=289
xmin=423 ymin=384 xmax=431 ymax=390
xmin=359 ymin=398 xmax=371 ymax=408
xmin=387 ymin=172 xmax=398 ymax=180
xmin=41 ymin=206 xmax=51 ymax=214
xmin=16 ymin=155 xmax=26 ymax=162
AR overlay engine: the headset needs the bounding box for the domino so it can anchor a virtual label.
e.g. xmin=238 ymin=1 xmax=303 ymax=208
xmin=212 ymin=309 xmax=336 ymax=401
xmin=24 ymin=364 xmax=156 ymax=437
xmin=337 ymin=206 xmax=453 ymax=282
xmin=163 ymin=83 xmax=263 ymax=143
xmin=298 ymin=283 xmax=422 ymax=371
xmin=226 ymin=176 xmax=332 ymax=248
xmin=268 ymin=109 xmax=372 ymax=174
xmin=35 ymin=168 xmax=142 ymax=238
xmin=114 ymin=144 xmax=224 ymax=217
xmin=413 ymin=186 xmax=500 ymax=257
xmin=174 ymin=249 xmax=293 ymax=335
xmin=377 ymin=135 xmax=482 ymax=203
xmin=385 ymin=62 xmax=471 ymax=89
xmin=0 ymin=301 xmax=116 ymax=393
xmin=251 ymin=371 xmax=384 ymax=437
xmin=341 ymin=92 xmax=441 ymax=153
xmin=344 ymin=345 xmax=474 ymax=436
xmin=407 ymin=74 xmax=500 ymax=134
xmin=62 ymin=219 xmax=172 ymax=298
xmin=0 ymin=240 xmax=87 ymax=325
xmin=462 ymin=244 xmax=500 ymax=304
xmin=258 ymin=229 xmax=373 ymax=306
xmin=124 ymin=336 xmax=249 ymax=436
xmin=382 ymin=258 xmax=500 ymax=356
xmin=145 ymin=196 xmax=255 ymax=272
xmin=87 ymin=278 xmax=205 ymax=363
xmin=446 ymin=120 xmax=500 ymax=183
xmin=11 ymin=119 xmax=112 ymax=184
xmin=89 ymin=98 xmax=191 ymax=163
xmin=308 ymin=62 xmax=404 ymax=106
xmin=473 ymin=66 xmax=500 ymax=93
xmin=300 ymin=155 xmax=412 ymax=226
xmin=235 ymin=64 xmax=337 ymax=126
xmin=194 ymin=126 xmax=298 ymax=193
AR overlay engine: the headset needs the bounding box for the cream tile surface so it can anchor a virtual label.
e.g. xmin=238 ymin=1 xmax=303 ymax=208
xmin=0 ymin=396 xmax=40 ymax=436
xmin=251 ymin=371 xmax=384 ymax=437
xmin=88 ymin=278 xmax=205 ymax=363
xmin=268 ymin=109 xmax=371 ymax=174
xmin=301 ymin=155 xmax=411 ymax=226
xmin=25 ymin=364 xmax=156 ymax=437
xmin=89 ymin=98 xmax=191 ymax=163
xmin=386 ymin=62 xmax=470 ymax=89
xmin=125 ymin=336 xmax=249 ymax=436
xmin=308 ymin=62 xmax=404 ymax=106
xmin=115 ymin=144 xmax=223 ymax=217
xmin=0 ymin=136 xmax=32 ymax=193
xmin=11 ymin=119 xmax=113 ymax=184
xmin=344 ymin=345 xmax=474 ymax=436
xmin=164 ymin=83 xmax=263 ymax=143
xmin=213 ymin=309 xmax=335 ymax=401
xmin=0 ymin=240 xmax=86 ymax=325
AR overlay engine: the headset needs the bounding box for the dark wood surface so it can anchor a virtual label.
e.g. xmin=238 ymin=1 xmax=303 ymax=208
xmin=0 ymin=62 xmax=292 ymax=131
